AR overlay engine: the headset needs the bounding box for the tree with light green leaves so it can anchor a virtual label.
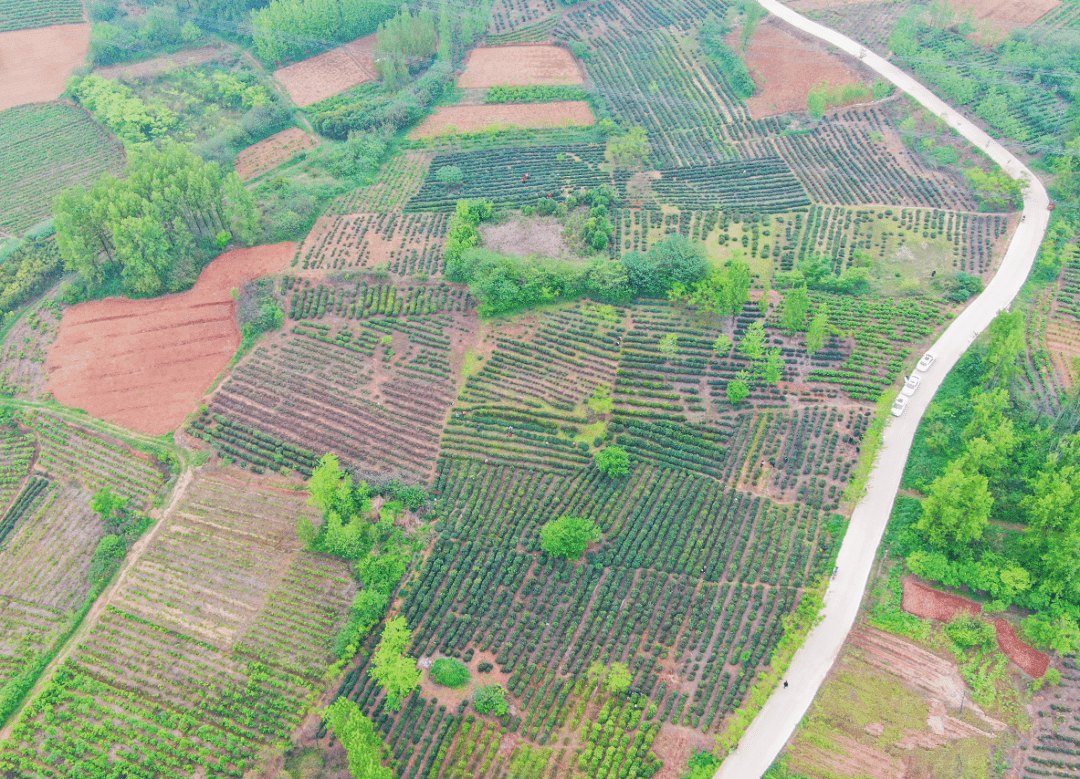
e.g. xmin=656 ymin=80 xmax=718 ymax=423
xmin=540 ymin=516 xmax=600 ymax=559
xmin=806 ymin=306 xmax=828 ymax=356
xmin=916 ymin=460 xmax=993 ymax=551
xmin=739 ymin=320 xmax=766 ymax=361
xmin=370 ymin=616 xmax=420 ymax=711
xmin=727 ymin=373 xmax=750 ymax=405
xmin=324 ymin=697 xmax=394 ymax=779
xmin=780 ymin=286 xmax=811 ymax=334
xmin=594 ymin=446 xmax=630 ymax=478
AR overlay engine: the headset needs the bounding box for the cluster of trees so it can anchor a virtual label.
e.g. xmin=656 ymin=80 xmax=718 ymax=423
xmin=72 ymin=76 xmax=178 ymax=145
xmin=252 ymin=0 xmax=396 ymax=65
xmin=88 ymin=487 xmax=151 ymax=593
xmin=540 ymin=516 xmax=600 ymax=560
xmin=775 ymin=256 xmax=870 ymax=295
xmin=307 ymin=62 xmax=452 ymax=140
xmin=806 ymin=80 xmax=892 ymax=119
xmin=54 ymin=141 xmax=257 ymax=299
xmin=899 ymin=311 xmax=1080 ymax=654
xmin=594 ymin=446 xmax=630 ymax=478
xmin=299 ymin=454 xmax=412 ymax=659
xmin=699 ymin=17 xmax=755 ymax=99
xmin=667 ymin=253 xmax=751 ymax=318
xmin=374 ymin=7 xmax=438 ymax=89
xmin=324 ymin=697 xmax=394 ymax=779
xmin=964 ymin=167 xmax=1025 ymax=212
xmin=89 ymin=2 xmax=204 ymax=66
xmin=0 ymin=238 xmax=63 ymax=323
xmin=606 ymin=126 xmax=651 ymax=170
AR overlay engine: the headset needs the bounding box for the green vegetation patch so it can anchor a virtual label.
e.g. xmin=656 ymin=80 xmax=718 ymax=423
xmin=430 ymin=657 xmax=471 ymax=688
xmin=0 ymin=103 xmax=124 ymax=236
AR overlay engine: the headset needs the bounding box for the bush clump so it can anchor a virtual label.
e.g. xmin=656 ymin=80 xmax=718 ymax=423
xmin=473 ymin=684 xmax=508 ymax=716
xmin=430 ymin=658 xmax=470 ymax=688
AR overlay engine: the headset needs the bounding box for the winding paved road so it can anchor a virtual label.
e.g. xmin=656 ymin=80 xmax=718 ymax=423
xmin=714 ymin=4 xmax=1051 ymax=777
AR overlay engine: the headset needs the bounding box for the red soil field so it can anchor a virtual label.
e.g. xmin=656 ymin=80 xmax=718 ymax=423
xmin=273 ymin=35 xmax=377 ymax=108
xmin=46 ymin=243 xmax=295 ymax=436
xmin=949 ymin=0 xmax=1060 ymax=28
xmin=740 ymin=19 xmax=867 ymax=119
xmin=0 ymin=23 xmax=91 ymax=112
xmin=411 ymin=101 xmax=595 ymax=138
xmin=457 ymin=45 xmax=584 ymax=88
xmin=234 ymin=127 xmax=319 ymax=180
xmin=901 ymin=578 xmax=982 ymax=622
xmin=994 ymin=619 xmax=1050 ymax=677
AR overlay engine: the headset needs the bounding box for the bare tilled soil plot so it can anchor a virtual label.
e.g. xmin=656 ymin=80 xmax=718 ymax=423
xmin=740 ymin=19 xmax=869 ymax=119
xmin=901 ymin=577 xmax=982 ymax=622
xmin=234 ymin=126 xmax=319 ymax=180
xmin=46 ymin=243 xmax=294 ymax=436
xmin=0 ymin=473 xmax=355 ymax=776
xmin=948 ymin=0 xmax=1060 ymax=28
xmin=294 ymin=211 xmax=448 ymax=275
xmin=273 ymin=34 xmax=377 ymax=107
xmin=0 ymin=23 xmax=90 ymax=111
xmin=411 ymin=101 xmax=595 ymax=138
xmin=994 ymin=619 xmax=1050 ymax=678
xmin=457 ymin=44 xmax=584 ymax=88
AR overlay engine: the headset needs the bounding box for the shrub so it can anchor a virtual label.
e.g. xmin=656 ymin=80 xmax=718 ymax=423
xmin=540 ymin=516 xmax=601 ymax=559
xmin=473 ymin=684 xmax=509 ymax=716
xmin=944 ymin=614 xmax=995 ymax=649
xmin=431 ymin=657 xmax=470 ymax=688
xmin=594 ymin=446 xmax=630 ymax=478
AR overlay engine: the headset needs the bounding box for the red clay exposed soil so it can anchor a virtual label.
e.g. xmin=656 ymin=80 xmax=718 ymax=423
xmin=93 ymin=44 xmax=223 ymax=81
xmin=457 ymin=44 xmax=584 ymax=88
xmin=411 ymin=101 xmax=595 ymax=138
xmin=739 ymin=19 xmax=868 ymax=119
xmin=0 ymin=24 xmax=91 ymax=112
xmin=994 ymin=619 xmax=1050 ymax=678
xmin=949 ymin=0 xmax=1060 ymax=28
xmin=46 ymin=243 xmax=295 ymax=436
xmin=273 ymin=35 xmax=377 ymax=108
xmin=901 ymin=578 xmax=982 ymax=623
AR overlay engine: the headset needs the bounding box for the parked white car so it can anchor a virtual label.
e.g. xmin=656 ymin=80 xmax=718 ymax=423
xmin=902 ymin=375 xmax=921 ymax=396
xmin=891 ymin=395 xmax=909 ymax=417
xmin=916 ymin=351 xmax=937 ymax=372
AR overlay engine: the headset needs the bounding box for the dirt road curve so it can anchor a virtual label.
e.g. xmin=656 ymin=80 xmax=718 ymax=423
xmin=713 ymin=3 xmax=1051 ymax=778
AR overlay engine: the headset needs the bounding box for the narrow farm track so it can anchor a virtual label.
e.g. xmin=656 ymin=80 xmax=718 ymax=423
xmin=713 ymin=3 xmax=1052 ymax=778
xmin=0 ymin=466 xmax=194 ymax=742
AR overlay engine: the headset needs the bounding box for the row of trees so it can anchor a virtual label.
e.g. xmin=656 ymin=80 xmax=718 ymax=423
xmin=374 ymin=7 xmax=438 ymax=89
xmin=901 ymin=311 xmax=1080 ymax=654
xmin=252 ymin=0 xmax=396 ymax=64
xmin=53 ymin=141 xmax=257 ymax=298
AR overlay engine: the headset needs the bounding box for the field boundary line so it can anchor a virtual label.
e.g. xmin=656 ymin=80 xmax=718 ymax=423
xmin=0 ymin=466 xmax=194 ymax=741
xmin=713 ymin=2 xmax=1051 ymax=777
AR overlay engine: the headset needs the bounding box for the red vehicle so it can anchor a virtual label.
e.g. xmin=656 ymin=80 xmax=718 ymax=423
xmin=1048 ymin=201 xmax=1056 ymax=211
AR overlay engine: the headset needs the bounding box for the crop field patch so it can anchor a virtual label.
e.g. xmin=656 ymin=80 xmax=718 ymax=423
xmin=458 ymin=44 xmax=585 ymax=88
xmin=411 ymin=101 xmax=596 ymax=138
xmin=948 ymin=0 xmax=1060 ymax=28
xmin=200 ymin=283 xmax=476 ymax=480
xmin=234 ymin=127 xmax=319 ymax=180
xmin=0 ymin=0 xmax=82 ymax=33
xmin=47 ymin=243 xmax=294 ymax=436
xmin=0 ymin=474 xmax=355 ymax=778
xmin=0 ymin=23 xmax=90 ymax=111
xmin=273 ymin=34 xmax=378 ymax=108
xmin=0 ymin=103 xmax=124 ymax=235
xmin=294 ymin=211 xmax=448 ymax=274
xmin=0 ymin=297 xmax=62 ymax=399
xmin=1043 ymin=246 xmax=1080 ymax=389
xmin=488 ymin=0 xmax=557 ymax=37
xmin=329 ymin=150 xmax=431 ymax=214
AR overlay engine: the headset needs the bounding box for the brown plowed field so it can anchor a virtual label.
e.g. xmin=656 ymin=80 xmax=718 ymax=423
xmin=0 ymin=23 xmax=91 ymax=112
xmin=994 ymin=619 xmax=1050 ymax=677
xmin=46 ymin=243 xmax=295 ymax=436
xmin=901 ymin=578 xmax=982 ymax=622
xmin=949 ymin=0 xmax=1060 ymax=27
xmin=411 ymin=101 xmax=595 ymax=138
xmin=273 ymin=34 xmax=377 ymax=107
xmin=740 ymin=19 xmax=867 ymax=119
xmin=235 ymin=127 xmax=319 ymax=180
xmin=457 ymin=44 xmax=584 ymax=88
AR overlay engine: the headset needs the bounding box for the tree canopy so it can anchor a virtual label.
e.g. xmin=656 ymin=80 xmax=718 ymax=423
xmin=324 ymin=697 xmax=394 ymax=779
xmin=540 ymin=516 xmax=600 ymax=559
xmin=370 ymin=616 xmax=420 ymax=710
xmin=54 ymin=141 xmax=257 ymax=298
xmin=594 ymin=446 xmax=630 ymax=478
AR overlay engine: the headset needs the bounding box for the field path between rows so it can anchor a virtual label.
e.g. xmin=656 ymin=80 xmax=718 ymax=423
xmin=0 ymin=465 xmax=195 ymax=742
xmin=714 ymin=3 xmax=1052 ymax=778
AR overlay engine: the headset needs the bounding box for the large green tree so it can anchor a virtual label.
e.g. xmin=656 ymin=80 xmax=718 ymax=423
xmin=324 ymin=697 xmax=394 ymax=779
xmin=540 ymin=516 xmax=600 ymax=559
xmin=370 ymin=617 xmax=420 ymax=711
xmin=780 ymin=286 xmax=811 ymax=334
xmin=916 ymin=461 xmax=994 ymax=551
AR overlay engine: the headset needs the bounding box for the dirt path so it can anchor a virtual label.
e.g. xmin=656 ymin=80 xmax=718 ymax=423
xmin=0 ymin=465 xmax=194 ymax=741
xmin=713 ymin=3 xmax=1051 ymax=778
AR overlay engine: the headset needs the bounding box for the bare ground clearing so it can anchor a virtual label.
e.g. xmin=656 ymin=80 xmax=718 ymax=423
xmin=411 ymin=100 xmax=595 ymax=138
xmin=457 ymin=44 xmax=584 ymax=88
xmin=235 ymin=127 xmax=319 ymax=180
xmin=274 ymin=34 xmax=377 ymax=107
xmin=0 ymin=24 xmax=90 ymax=111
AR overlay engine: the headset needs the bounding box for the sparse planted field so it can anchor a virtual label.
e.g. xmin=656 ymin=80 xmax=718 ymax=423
xmin=273 ymin=34 xmax=378 ymax=107
xmin=0 ymin=103 xmax=124 ymax=235
xmin=411 ymin=101 xmax=596 ymax=138
xmin=294 ymin=211 xmax=448 ymax=274
xmin=234 ymin=127 xmax=319 ymax=180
